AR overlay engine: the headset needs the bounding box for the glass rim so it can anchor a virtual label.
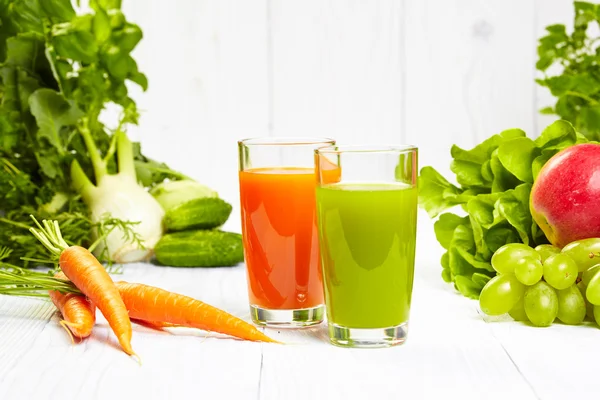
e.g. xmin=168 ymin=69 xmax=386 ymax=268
xmin=239 ymin=136 xmax=336 ymax=146
xmin=315 ymin=144 xmax=418 ymax=155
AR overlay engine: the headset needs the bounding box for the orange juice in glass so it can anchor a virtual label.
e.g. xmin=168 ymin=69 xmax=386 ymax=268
xmin=238 ymin=137 xmax=335 ymax=327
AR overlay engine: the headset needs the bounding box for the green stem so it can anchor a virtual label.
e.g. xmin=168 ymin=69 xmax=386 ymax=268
xmin=103 ymin=131 xmax=118 ymax=164
xmin=28 ymin=216 xmax=69 ymax=256
xmin=29 ymin=228 xmax=61 ymax=255
xmin=117 ymin=130 xmax=136 ymax=179
xmin=0 ymin=218 xmax=31 ymax=230
xmin=565 ymin=90 xmax=599 ymax=105
xmin=79 ymin=117 xmax=107 ymax=183
xmin=0 ymin=268 xmax=82 ymax=295
xmin=134 ymin=162 xmax=191 ymax=181
xmin=0 ymin=290 xmax=51 ymax=298
xmin=70 ymin=160 xmax=96 ymax=204
xmin=87 ymin=223 xmax=118 ymax=254
xmin=1 ymin=158 xmax=20 ymax=174
xmin=40 ymin=192 xmax=70 ymax=214
xmin=43 ymin=35 xmax=65 ymax=95
xmin=20 ymin=257 xmax=58 ymax=265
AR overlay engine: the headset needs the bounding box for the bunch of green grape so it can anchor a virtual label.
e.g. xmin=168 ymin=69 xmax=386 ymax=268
xmin=479 ymin=238 xmax=600 ymax=327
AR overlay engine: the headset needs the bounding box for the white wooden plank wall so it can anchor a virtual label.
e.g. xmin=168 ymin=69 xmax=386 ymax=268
xmin=122 ymin=0 xmax=270 ymax=234
xmin=122 ymin=0 xmax=577 ymax=232
xmin=404 ymin=0 xmax=537 ymax=173
xmin=269 ymin=0 xmax=404 ymax=145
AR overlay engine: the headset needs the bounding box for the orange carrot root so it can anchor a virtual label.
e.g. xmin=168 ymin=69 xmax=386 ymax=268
xmin=59 ymin=246 xmax=136 ymax=356
xmin=115 ymin=281 xmax=280 ymax=344
xmin=58 ymin=320 xmax=76 ymax=344
xmin=49 ymin=272 xmax=96 ymax=340
xmin=31 ymin=218 xmax=279 ymax=352
xmin=132 ymin=319 xmax=180 ymax=330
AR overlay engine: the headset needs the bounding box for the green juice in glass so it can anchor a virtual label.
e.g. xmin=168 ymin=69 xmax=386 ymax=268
xmin=316 ymin=182 xmax=417 ymax=329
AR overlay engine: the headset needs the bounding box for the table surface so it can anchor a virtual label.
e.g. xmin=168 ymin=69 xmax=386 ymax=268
xmin=0 ymin=215 xmax=596 ymax=400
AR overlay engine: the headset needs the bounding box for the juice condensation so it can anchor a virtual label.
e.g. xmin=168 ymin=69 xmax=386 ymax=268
xmin=239 ymin=167 xmax=324 ymax=310
xmin=316 ymin=182 xmax=418 ymax=328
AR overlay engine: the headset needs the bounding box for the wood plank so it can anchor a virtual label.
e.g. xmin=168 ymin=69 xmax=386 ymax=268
xmin=404 ymin=0 xmax=537 ymax=176
xmin=259 ymin=271 xmax=537 ymax=400
xmin=0 ymin=265 xmax=262 ymax=400
xmin=483 ymin=316 xmax=600 ymax=400
xmin=256 ymin=214 xmax=534 ymax=399
xmin=121 ymin=0 xmax=271 ymax=234
xmin=0 ymin=296 xmax=55 ymax=379
xmin=269 ymin=0 xmax=404 ymax=145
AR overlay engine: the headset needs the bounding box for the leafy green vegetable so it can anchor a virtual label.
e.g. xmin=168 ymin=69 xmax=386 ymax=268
xmin=537 ymin=1 xmax=600 ymax=140
xmin=497 ymin=138 xmax=538 ymax=183
xmin=0 ymin=0 xmax=183 ymax=265
xmin=419 ymin=120 xmax=594 ymax=299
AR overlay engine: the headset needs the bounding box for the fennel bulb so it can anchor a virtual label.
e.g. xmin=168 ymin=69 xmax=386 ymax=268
xmin=86 ymin=174 xmax=164 ymax=262
xmin=72 ymin=128 xmax=165 ymax=263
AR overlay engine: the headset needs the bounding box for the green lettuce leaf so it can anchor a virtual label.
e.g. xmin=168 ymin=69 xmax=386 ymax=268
xmin=418 ymin=166 xmax=462 ymax=218
xmin=454 ymin=275 xmax=483 ymax=300
xmin=534 ymin=119 xmax=578 ymax=149
xmin=433 ymin=213 xmax=469 ymax=250
xmin=418 ymin=120 xmax=582 ymax=300
xmin=489 ymin=149 xmax=520 ymax=192
xmin=495 ymin=184 xmax=534 ymax=246
xmin=497 ymin=137 xmax=538 ymax=183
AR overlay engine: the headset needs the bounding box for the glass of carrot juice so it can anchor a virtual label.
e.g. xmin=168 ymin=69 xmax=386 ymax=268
xmin=238 ymin=137 xmax=336 ymax=327
xmin=315 ymin=145 xmax=418 ymax=347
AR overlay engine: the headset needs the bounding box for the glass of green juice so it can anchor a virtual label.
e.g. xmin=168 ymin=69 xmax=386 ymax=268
xmin=314 ymin=145 xmax=418 ymax=348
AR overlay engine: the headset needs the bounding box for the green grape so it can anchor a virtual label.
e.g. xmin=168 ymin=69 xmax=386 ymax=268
xmin=593 ymin=305 xmax=600 ymax=327
xmin=577 ymin=281 xmax=595 ymax=320
xmin=586 ymin=270 xmax=600 ymax=305
xmin=535 ymin=244 xmax=560 ymax=263
xmin=491 ymin=243 xmax=540 ymax=275
xmin=542 ymin=253 xmax=578 ymax=290
xmin=508 ymin=297 xmax=528 ymax=322
xmin=562 ymin=238 xmax=600 ymax=272
xmin=524 ymin=281 xmax=558 ymax=327
xmin=479 ymin=274 xmax=525 ymax=316
xmin=587 ymin=302 xmax=595 ymax=321
xmin=514 ymin=256 xmax=543 ymax=285
xmin=582 ymin=264 xmax=600 ymax=286
xmin=556 ymin=285 xmax=586 ymax=325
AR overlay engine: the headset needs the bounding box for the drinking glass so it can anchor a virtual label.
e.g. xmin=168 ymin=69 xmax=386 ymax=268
xmin=238 ymin=137 xmax=335 ymax=327
xmin=315 ymin=145 xmax=418 ymax=347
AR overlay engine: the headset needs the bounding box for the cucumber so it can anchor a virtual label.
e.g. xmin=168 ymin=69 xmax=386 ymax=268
xmin=164 ymin=197 xmax=232 ymax=231
xmin=154 ymin=230 xmax=244 ymax=267
xmin=150 ymin=179 xmax=218 ymax=211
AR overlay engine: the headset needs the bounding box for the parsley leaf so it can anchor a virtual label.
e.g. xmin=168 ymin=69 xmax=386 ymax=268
xmin=537 ymin=1 xmax=600 ymax=140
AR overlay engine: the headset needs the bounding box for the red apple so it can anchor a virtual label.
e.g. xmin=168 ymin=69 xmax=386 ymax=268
xmin=530 ymin=143 xmax=600 ymax=248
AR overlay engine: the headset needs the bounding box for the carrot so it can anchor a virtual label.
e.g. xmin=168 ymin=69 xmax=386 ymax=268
xmin=131 ymin=319 xmax=179 ymax=330
xmin=115 ymin=281 xmax=279 ymax=343
xmin=48 ymin=271 xmax=96 ymax=339
xmin=29 ymin=218 xmax=136 ymax=357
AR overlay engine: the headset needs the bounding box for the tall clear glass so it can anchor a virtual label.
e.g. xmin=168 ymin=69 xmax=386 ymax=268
xmin=238 ymin=137 xmax=335 ymax=327
xmin=315 ymin=145 xmax=418 ymax=347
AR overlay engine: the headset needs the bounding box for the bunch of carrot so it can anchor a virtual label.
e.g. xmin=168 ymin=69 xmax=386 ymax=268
xmin=5 ymin=217 xmax=278 ymax=358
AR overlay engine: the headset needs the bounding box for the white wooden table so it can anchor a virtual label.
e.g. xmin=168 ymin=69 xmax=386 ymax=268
xmin=0 ymin=214 xmax=596 ymax=400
